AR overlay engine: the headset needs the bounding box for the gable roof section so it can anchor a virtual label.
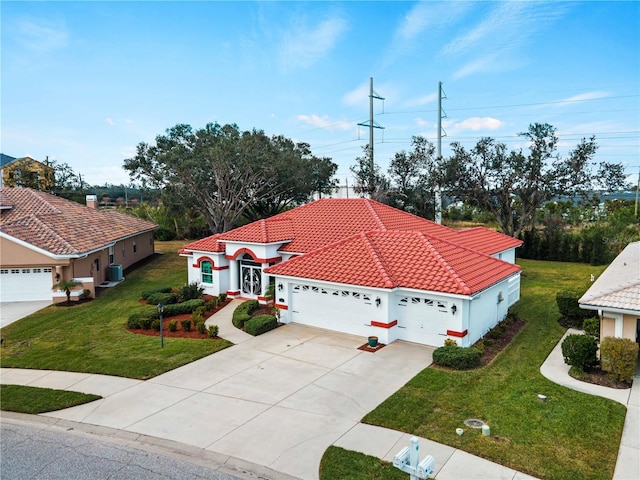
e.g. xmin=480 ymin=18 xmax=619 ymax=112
xmin=0 ymin=154 xmax=17 ymax=167
xmin=265 ymin=230 xmax=520 ymax=295
xmin=0 ymin=187 xmax=158 ymax=257
xmin=181 ymin=233 xmax=226 ymax=254
xmin=453 ymin=226 xmax=523 ymax=255
xmin=579 ymin=241 xmax=640 ymax=313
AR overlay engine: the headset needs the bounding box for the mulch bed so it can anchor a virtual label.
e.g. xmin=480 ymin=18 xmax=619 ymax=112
xmin=126 ymin=298 xmax=231 ymax=339
xmin=569 ymin=366 xmax=632 ymax=389
xmin=478 ymin=317 xmax=527 ymax=366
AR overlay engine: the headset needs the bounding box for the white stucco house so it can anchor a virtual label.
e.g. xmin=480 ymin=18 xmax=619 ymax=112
xmin=180 ymin=198 xmax=522 ymax=348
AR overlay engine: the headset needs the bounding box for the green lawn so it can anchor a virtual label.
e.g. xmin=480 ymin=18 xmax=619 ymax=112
xmin=0 ymin=384 xmax=101 ymax=414
xmin=324 ymin=259 xmax=626 ymax=480
xmin=0 ymin=241 xmax=232 ymax=379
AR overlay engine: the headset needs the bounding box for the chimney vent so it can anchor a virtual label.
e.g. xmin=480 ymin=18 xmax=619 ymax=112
xmin=86 ymin=194 xmax=98 ymax=209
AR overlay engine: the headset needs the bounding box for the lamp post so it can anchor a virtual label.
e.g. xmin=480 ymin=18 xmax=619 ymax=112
xmin=157 ymin=303 xmax=164 ymax=348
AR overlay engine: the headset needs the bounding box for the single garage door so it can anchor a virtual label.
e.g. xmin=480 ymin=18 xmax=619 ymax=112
xmin=0 ymin=267 xmax=53 ymax=302
xmin=396 ymin=295 xmax=449 ymax=346
xmin=290 ymin=284 xmax=375 ymax=337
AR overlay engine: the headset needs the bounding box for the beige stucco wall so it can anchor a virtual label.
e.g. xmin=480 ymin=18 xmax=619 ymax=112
xmin=0 ymin=237 xmax=69 ymax=268
xmin=600 ymin=313 xmax=638 ymax=342
xmin=114 ymin=232 xmax=155 ymax=270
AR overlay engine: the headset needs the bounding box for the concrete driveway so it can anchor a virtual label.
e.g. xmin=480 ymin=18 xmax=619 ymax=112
xmin=38 ymin=323 xmax=433 ymax=479
xmin=0 ymin=301 xmax=52 ymax=328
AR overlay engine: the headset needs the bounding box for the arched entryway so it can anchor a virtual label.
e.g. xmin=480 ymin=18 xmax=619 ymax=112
xmin=240 ymin=254 xmax=262 ymax=298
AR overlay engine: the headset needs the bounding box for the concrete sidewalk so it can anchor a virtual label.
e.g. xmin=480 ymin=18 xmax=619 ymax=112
xmin=540 ymin=328 xmax=639 ymax=480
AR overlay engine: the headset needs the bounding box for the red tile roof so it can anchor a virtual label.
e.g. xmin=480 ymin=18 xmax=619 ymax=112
xmin=265 ymin=230 xmax=520 ymax=295
xmin=0 ymin=187 xmax=157 ymax=256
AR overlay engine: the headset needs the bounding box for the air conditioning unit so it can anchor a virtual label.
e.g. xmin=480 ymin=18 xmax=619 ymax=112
xmin=109 ymin=264 xmax=123 ymax=282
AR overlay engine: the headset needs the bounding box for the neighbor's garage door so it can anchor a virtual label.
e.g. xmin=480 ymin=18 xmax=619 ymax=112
xmin=395 ymin=295 xmax=449 ymax=346
xmin=0 ymin=267 xmax=53 ymax=302
xmin=290 ymin=284 xmax=374 ymax=337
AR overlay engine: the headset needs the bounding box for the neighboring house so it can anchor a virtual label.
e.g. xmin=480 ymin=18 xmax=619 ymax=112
xmin=0 ymin=154 xmax=55 ymax=192
xmin=579 ymin=241 xmax=640 ymax=343
xmin=0 ymin=187 xmax=158 ymax=303
xmin=180 ymin=198 xmax=522 ymax=347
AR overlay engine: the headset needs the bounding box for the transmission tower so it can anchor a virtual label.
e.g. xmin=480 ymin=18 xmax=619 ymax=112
xmin=357 ymin=77 xmax=385 ymax=195
xmin=435 ymin=81 xmax=447 ymax=224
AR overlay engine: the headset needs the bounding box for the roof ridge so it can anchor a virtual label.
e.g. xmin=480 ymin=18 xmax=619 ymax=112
xmin=259 ymin=219 xmax=268 ymax=242
xmin=414 ymin=232 xmax=473 ymax=295
xmin=360 ymin=231 xmax=395 ymax=288
xmin=364 ymin=199 xmax=386 ymax=231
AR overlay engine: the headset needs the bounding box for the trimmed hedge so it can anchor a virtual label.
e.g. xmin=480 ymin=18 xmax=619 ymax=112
xmin=556 ymin=290 xmax=592 ymax=325
xmin=161 ymin=299 xmax=205 ymax=317
xmin=245 ymin=314 xmax=278 ymax=336
xmin=600 ymin=337 xmax=639 ymax=383
xmin=179 ymin=282 xmax=205 ymax=301
xmin=432 ymin=346 xmax=482 ymax=370
xmin=232 ymin=300 xmax=259 ymax=329
xmin=141 ymin=287 xmax=173 ymax=300
xmin=146 ymin=292 xmax=178 ymax=306
xmin=127 ymin=310 xmax=156 ymax=329
xmin=561 ymin=334 xmax=598 ymax=371
xmin=583 ymin=317 xmax=600 ymax=338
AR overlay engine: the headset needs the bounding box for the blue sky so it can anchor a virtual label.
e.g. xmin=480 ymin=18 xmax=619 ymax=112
xmin=2 ymin=1 xmax=639 ymax=187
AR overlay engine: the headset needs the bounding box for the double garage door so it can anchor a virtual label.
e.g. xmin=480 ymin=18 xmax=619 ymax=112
xmin=0 ymin=267 xmax=53 ymax=302
xmin=289 ymin=285 xmax=451 ymax=347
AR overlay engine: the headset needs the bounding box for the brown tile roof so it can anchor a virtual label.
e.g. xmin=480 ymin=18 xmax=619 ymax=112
xmin=0 ymin=187 xmax=157 ymax=256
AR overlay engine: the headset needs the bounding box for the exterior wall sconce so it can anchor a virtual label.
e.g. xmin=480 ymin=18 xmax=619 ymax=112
xmin=497 ymin=292 xmax=504 ymax=304
xmin=375 ymin=297 xmax=381 ymax=307
xmin=451 ymin=304 xmax=457 ymax=315
xmin=278 ymin=283 xmax=283 ymax=291
xmin=55 ymin=273 xmax=61 ymax=281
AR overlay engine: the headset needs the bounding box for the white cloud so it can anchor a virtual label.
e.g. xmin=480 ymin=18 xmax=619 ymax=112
xmin=279 ymin=16 xmax=348 ymax=71
xmin=125 ymin=119 xmax=134 ymax=125
xmin=454 ymin=117 xmax=504 ymax=131
xmin=442 ymin=2 xmax=569 ymax=79
xmin=105 ymin=118 xmax=115 ymax=127
xmin=557 ymin=91 xmax=610 ymax=105
xmin=403 ymin=92 xmax=438 ymax=108
xmin=297 ymin=114 xmax=351 ymax=131
xmin=14 ymin=18 xmax=69 ymax=53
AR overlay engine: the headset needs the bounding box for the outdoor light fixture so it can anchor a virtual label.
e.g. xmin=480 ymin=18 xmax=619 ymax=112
xmin=375 ymin=297 xmax=381 ymax=307
xmin=157 ymin=303 xmax=164 ymax=348
xmin=55 ymin=273 xmax=61 ymax=281
xmin=278 ymin=283 xmax=283 ymax=291
xmin=451 ymin=304 xmax=457 ymax=315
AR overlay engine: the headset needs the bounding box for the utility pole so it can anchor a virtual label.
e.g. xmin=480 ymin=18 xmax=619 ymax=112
xmin=635 ymin=165 xmax=639 ymax=217
xmin=435 ymin=81 xmax=447 ymax=224
xmin=358 ymin=77 xmax=385 ymax=196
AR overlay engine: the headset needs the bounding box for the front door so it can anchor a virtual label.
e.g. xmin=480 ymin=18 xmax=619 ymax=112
xmin=241 ymin=264 xmax=262 ymax=298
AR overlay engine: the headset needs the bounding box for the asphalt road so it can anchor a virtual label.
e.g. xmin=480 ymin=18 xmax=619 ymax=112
xmin=0 ymin=419 xmax=246 ymax=480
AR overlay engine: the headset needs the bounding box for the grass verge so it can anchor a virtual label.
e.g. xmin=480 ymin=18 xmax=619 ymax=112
xmin=323 ymin=259 xmax=626 ymax=480
xmin=0 ymin=241 xmax=232 ymax=379
xmin=1 ymin=384 xmax=101 ymax=414
xmin=320 ymin=447 xmax=406 ymax=480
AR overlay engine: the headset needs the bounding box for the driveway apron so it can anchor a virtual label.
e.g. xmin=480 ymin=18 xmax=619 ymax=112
xmin=41 ymin=323 xmax=434 ymax=480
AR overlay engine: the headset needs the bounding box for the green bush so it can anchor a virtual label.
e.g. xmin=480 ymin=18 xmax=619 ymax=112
xmin=444 ymin=338 xmax=458 ymax=347
xmin=244 ymin=314 xmax=278 ymax=336
xmin=432 ymin=346 xmax=482 ymax=370
xmin=141 ymin=287 xmax=172 ymax=300
xmin=181 ymin=320 xmax=192 ymax=332
xmin=583 ymin=317 xmax=600 ymax=338
xmin=162 ymin=299 xmax=205 ymax=317
xmin=168 ymin=320 xmax=178 ymax=332
xmin=232 ymin=300 xmax=259 ymax=329
xmin=600 ymin=337 xmax=639 ymax=383
xmin=561 ymin=334 xmax=598 ymax=371
xmin=179 ymin=282 xmax=204 ymax=301
xmin=146 ymin=292 xmax=178 ymax=306
xmin=556 ymin=291 xmax=592 ymax=327
xmin=205 ymin=297 xmax=218 ymax=311
xmin=473 ymin=339 xmax=485 ymax=355
xmin=208 ymin=325 xmax=219 ymax=338
xmin=126 ymin=314 xmax=142 ymax=329
xmin=151 ymin=319 xmax=161 ymax=331
xmin=219 ymin=293 xmax=227 ymax=302
xmin=192 ymin=311 xmax=204 ymax=324
xmin=80 ymin=289 xmax=92 ymax=300
xmin=196 ymin=321 xmax=206 ymax=334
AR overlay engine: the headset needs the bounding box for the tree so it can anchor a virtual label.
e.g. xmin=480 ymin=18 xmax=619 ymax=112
xmin=124 ymin=123 xmax=336 ymax=233
xmin=443 ymin=123 xmax=627 ymax=237
xmin=387 ymin=135 xmax=440 ymax=217
xmin=52 ymin=279 xmax=82 ymax=303
xmin=350 ymin=145 xmax=388 ymax=202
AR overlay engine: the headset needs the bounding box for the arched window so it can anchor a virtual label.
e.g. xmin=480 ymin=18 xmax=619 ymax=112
xmin=201 ymin=260 xmax=213 ymax=284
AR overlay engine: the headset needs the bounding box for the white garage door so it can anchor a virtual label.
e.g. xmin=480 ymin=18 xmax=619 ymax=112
xmin=0 ymin=267 xmax=53 ymax=302
xmin=290 ymin=284 xmax=375 ymax=337
xmin=396 ymin=295 xmax=449 ymax=346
